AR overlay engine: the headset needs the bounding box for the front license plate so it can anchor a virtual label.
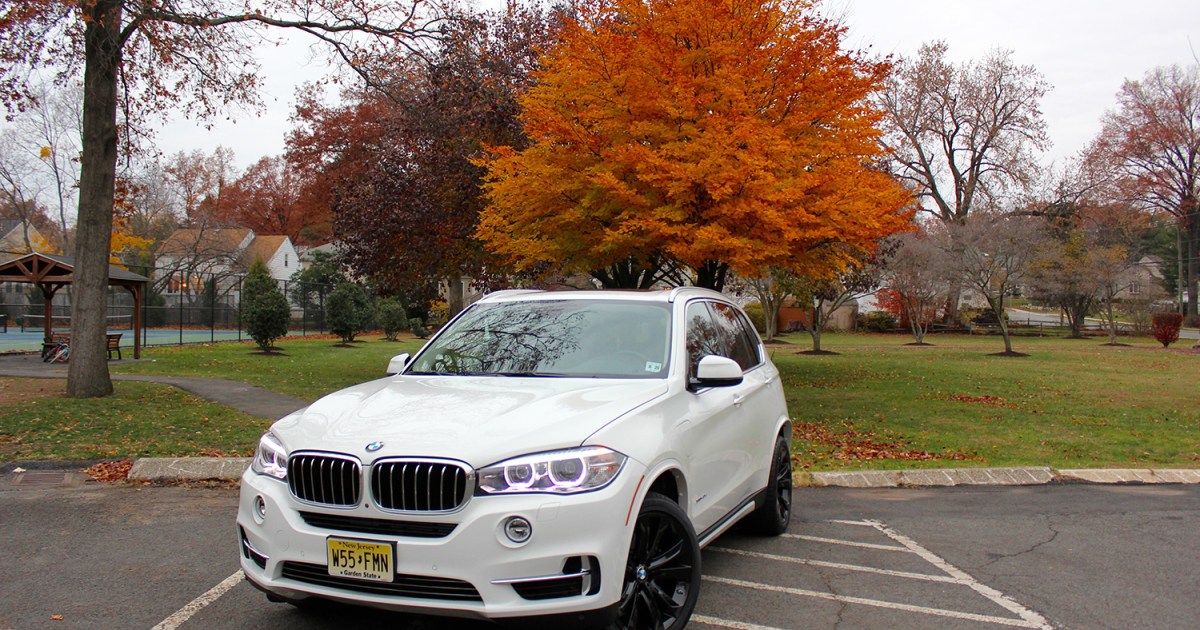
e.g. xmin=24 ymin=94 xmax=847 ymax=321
xmin=327 ymin=537 xmax=394 ymax=582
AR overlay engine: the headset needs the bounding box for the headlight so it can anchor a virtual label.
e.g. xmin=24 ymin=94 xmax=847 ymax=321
xmin=251 ymin=432 xmax=288 ymax=481
xmin=477 ymin=447 xmax=627 ymax=495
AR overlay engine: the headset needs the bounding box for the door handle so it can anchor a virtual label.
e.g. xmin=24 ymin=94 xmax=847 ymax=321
xmin=732 ymin=394 xmax=745 ymax=407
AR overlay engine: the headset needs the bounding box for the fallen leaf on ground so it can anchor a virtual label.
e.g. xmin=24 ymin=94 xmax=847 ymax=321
xmin=82 ymin=459 xmax=134 ymax=483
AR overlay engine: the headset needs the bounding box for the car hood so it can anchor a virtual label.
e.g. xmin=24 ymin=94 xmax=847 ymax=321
xmin=270 ymin=375 xmax=668 ymax=467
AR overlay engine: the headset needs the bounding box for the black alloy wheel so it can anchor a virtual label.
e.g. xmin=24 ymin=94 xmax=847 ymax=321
xmin=745 ymin=433 xmax=793 ymax=535
xmin=614 ymin=494 xmax=700 ymax=630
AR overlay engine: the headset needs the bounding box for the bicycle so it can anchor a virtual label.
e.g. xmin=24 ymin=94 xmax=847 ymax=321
xmin=44 ymin=340 xmax=70 ymax=363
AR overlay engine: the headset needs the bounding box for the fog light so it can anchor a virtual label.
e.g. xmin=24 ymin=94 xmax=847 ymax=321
xmin=254 ymin=495 xmax=267 ymax=522
xmin=504 ymin=516 xmax=532 ymax=543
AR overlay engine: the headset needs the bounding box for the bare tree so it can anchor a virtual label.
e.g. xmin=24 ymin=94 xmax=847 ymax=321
xmin=952 ymin=211 xmax=1047 ymax=356
xmin=0 ymin=129 xmax=57 ymax=252
xmin=879 ymin=42 xmax=1051 ymax=223
xmin=795 ymin=249 xmax=884 ymax=354
xmin=21 ymin=76 xmax=83 ymax=249
xmin=745 ymin=267 xmax=800 ymax=341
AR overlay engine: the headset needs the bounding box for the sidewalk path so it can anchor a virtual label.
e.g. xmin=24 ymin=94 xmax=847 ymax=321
xmin=3 ymin=353 xmax=1198 ymax=487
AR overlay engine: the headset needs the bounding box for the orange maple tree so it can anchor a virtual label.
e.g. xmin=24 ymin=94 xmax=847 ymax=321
xmin=478 ymin=0 xmax=911 ymax=289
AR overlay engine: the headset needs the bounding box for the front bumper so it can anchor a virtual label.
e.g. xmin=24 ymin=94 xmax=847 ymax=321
xmin=237 ymin=465 xmax=642 ymax=622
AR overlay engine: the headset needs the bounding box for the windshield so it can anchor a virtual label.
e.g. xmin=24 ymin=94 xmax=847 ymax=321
xmin=407 ymin=299 xmax=672 ymax=378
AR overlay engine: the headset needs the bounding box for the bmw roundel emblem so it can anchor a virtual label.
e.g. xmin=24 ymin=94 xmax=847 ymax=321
xmin=365 ymin=441 xmax=385 ymax=452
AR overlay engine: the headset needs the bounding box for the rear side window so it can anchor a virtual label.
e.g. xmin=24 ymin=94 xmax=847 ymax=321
xmin=710 ymin=302 xmax=760 ymax=371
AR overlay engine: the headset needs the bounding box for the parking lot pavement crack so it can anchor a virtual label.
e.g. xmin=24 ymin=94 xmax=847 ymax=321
xmin=818 ymin=567 xmax=849 ymax=630
xmin=979 ymin=515 xmax=1061 ymax=571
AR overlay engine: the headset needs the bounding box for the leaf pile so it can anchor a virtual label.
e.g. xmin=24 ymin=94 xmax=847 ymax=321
xmin=938 ymin=394 xmax=1014 ymax=408
xmin=82 ymin=459 xmax=134 ymax=483
xmin=793 ymin=421 xmax=976 ymax=469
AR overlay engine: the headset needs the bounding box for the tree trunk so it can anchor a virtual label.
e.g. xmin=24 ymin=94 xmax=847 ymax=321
xmin=1186 ymin=203 xmax=1199 ymax=322
xmin=66 ymin=0 xmax=122 ymax=398
xmin=446 ymin=275 xmax=465 ymax=317
xmin=991 ymin=298 xmax=1014 ymax=354
xmin=694 ymin=260 xmax=728 ymax=292
xmin=808 ymin=300 xmax=824 ymax=352
xmin=592 ymin=256 xmax=662 ymax=289
xmin=1106 ymin=300 xmax=1118 ymax=344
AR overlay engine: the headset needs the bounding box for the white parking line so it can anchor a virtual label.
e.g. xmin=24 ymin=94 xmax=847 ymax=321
xmin=704 ymin=519 xmax=1055 ymax=629
xmin=692 ymin=615 xmax=789 ymax=630
xmin=704 ymin=575 xmax=1049 ymax=628
xmin=709 ymin=546 xmax=959 ymax=583
xmin=781 ymin=533 xmax=912 ymax=552
xmin=865 ymin=520 xmax=1053 ymax=629
xmin=151 ymin=571 xmax=244 ymax=630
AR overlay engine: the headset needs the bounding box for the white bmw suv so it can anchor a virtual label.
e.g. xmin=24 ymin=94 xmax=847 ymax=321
xmin=238 ymin=288 xmax=793 ymax=629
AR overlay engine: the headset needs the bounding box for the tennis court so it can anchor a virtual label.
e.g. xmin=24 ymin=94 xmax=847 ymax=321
xmin=0 ymin=328 xmax=247 ymax=354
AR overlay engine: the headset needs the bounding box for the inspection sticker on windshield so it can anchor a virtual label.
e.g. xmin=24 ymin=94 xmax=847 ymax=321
xmin=644 ymin=361 xmax=662 ymax=372
xmin=327 ymin=537 xmax=394 ymax=582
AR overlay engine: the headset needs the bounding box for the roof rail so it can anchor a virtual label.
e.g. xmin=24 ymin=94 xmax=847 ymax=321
xmin=666 ymin=286 xmax=726 ymax=302
xmin=478 ymin=289 xmax=544 ymax=302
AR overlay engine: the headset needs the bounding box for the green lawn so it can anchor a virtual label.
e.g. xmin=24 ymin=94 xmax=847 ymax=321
xmin=772 ymin=332 xmax=1199 ymax=470
xmin=3 ymin=331 xmax=1198 ymax=469
xmin=111 ymin=334 xmax=426 ymax=401
xmin=0 ymin=380 xmax=270 ymax=460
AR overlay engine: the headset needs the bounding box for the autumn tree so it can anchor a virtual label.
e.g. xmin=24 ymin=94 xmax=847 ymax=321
xmin=879 ymin=229 xmax=951 ymax=344
xmin=1089 ymin=64 xmax=1200 ymax=322
xmin=299 ymin=3 xmax=556 ymax=316
xmin=952 ymin=210 xmax=1047 ymax=356
xmin=162 ymin=147 xmax=237 ymax=227
xmin=478 ymin=0 xmax=910 ymax=291
xmin=0 ymin=0 xmax=441 ymax=397
xmin=222 ymin=155 xmax=323 ymax=242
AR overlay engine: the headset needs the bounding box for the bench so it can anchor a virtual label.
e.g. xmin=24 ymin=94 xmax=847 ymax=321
xmin=40 ymin=332 xmax=124 ymax=360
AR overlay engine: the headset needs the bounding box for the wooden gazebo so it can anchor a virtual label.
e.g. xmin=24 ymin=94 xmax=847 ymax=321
xmin=0 ymin=252 xmax=148 ymax=359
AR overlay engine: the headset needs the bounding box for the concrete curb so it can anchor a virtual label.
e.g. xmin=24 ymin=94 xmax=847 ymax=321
xmin=807 ymin=466 xmax=1200 ymax=488
xmin=128 ymin=457 xmax=252 ymax=482
xmin=117 ymin=458 xmax=1200 ymax=487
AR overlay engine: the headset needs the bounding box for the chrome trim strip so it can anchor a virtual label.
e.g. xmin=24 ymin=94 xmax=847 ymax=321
xmin=491 ymin=569 xmax=592 ymax=585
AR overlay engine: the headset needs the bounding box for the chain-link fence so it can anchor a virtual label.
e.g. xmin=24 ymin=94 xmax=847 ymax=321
xmin=0 ymin=271 xmax=344 ymax=354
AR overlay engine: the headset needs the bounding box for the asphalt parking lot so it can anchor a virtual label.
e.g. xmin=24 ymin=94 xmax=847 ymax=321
xmin=1 ymin=476 xmax=1197 ymax=629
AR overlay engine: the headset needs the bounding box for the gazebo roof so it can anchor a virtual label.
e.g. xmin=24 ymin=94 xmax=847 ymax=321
xmin=0 ymin=252 xmax=148 ymax=288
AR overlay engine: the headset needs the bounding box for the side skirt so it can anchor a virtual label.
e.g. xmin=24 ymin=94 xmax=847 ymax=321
xmin=696 ymin=489 xmax=767 ymax=548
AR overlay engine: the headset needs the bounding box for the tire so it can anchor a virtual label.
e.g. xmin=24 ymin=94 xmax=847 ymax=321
xmin=744 ymin=433 xmax=793 ymax=536
xmin=612 ymin=494 xmax=701 ymax=630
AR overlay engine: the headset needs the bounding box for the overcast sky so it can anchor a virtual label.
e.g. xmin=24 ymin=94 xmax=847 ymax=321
xmin=156 ymin=0 xmax=1200 ymax=170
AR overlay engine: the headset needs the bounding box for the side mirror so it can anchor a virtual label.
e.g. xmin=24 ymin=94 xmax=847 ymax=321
xmin=691 ymin=355 xmax=743 ymax=389
xmin=386 ymin=353 xmax=411 ymax=376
